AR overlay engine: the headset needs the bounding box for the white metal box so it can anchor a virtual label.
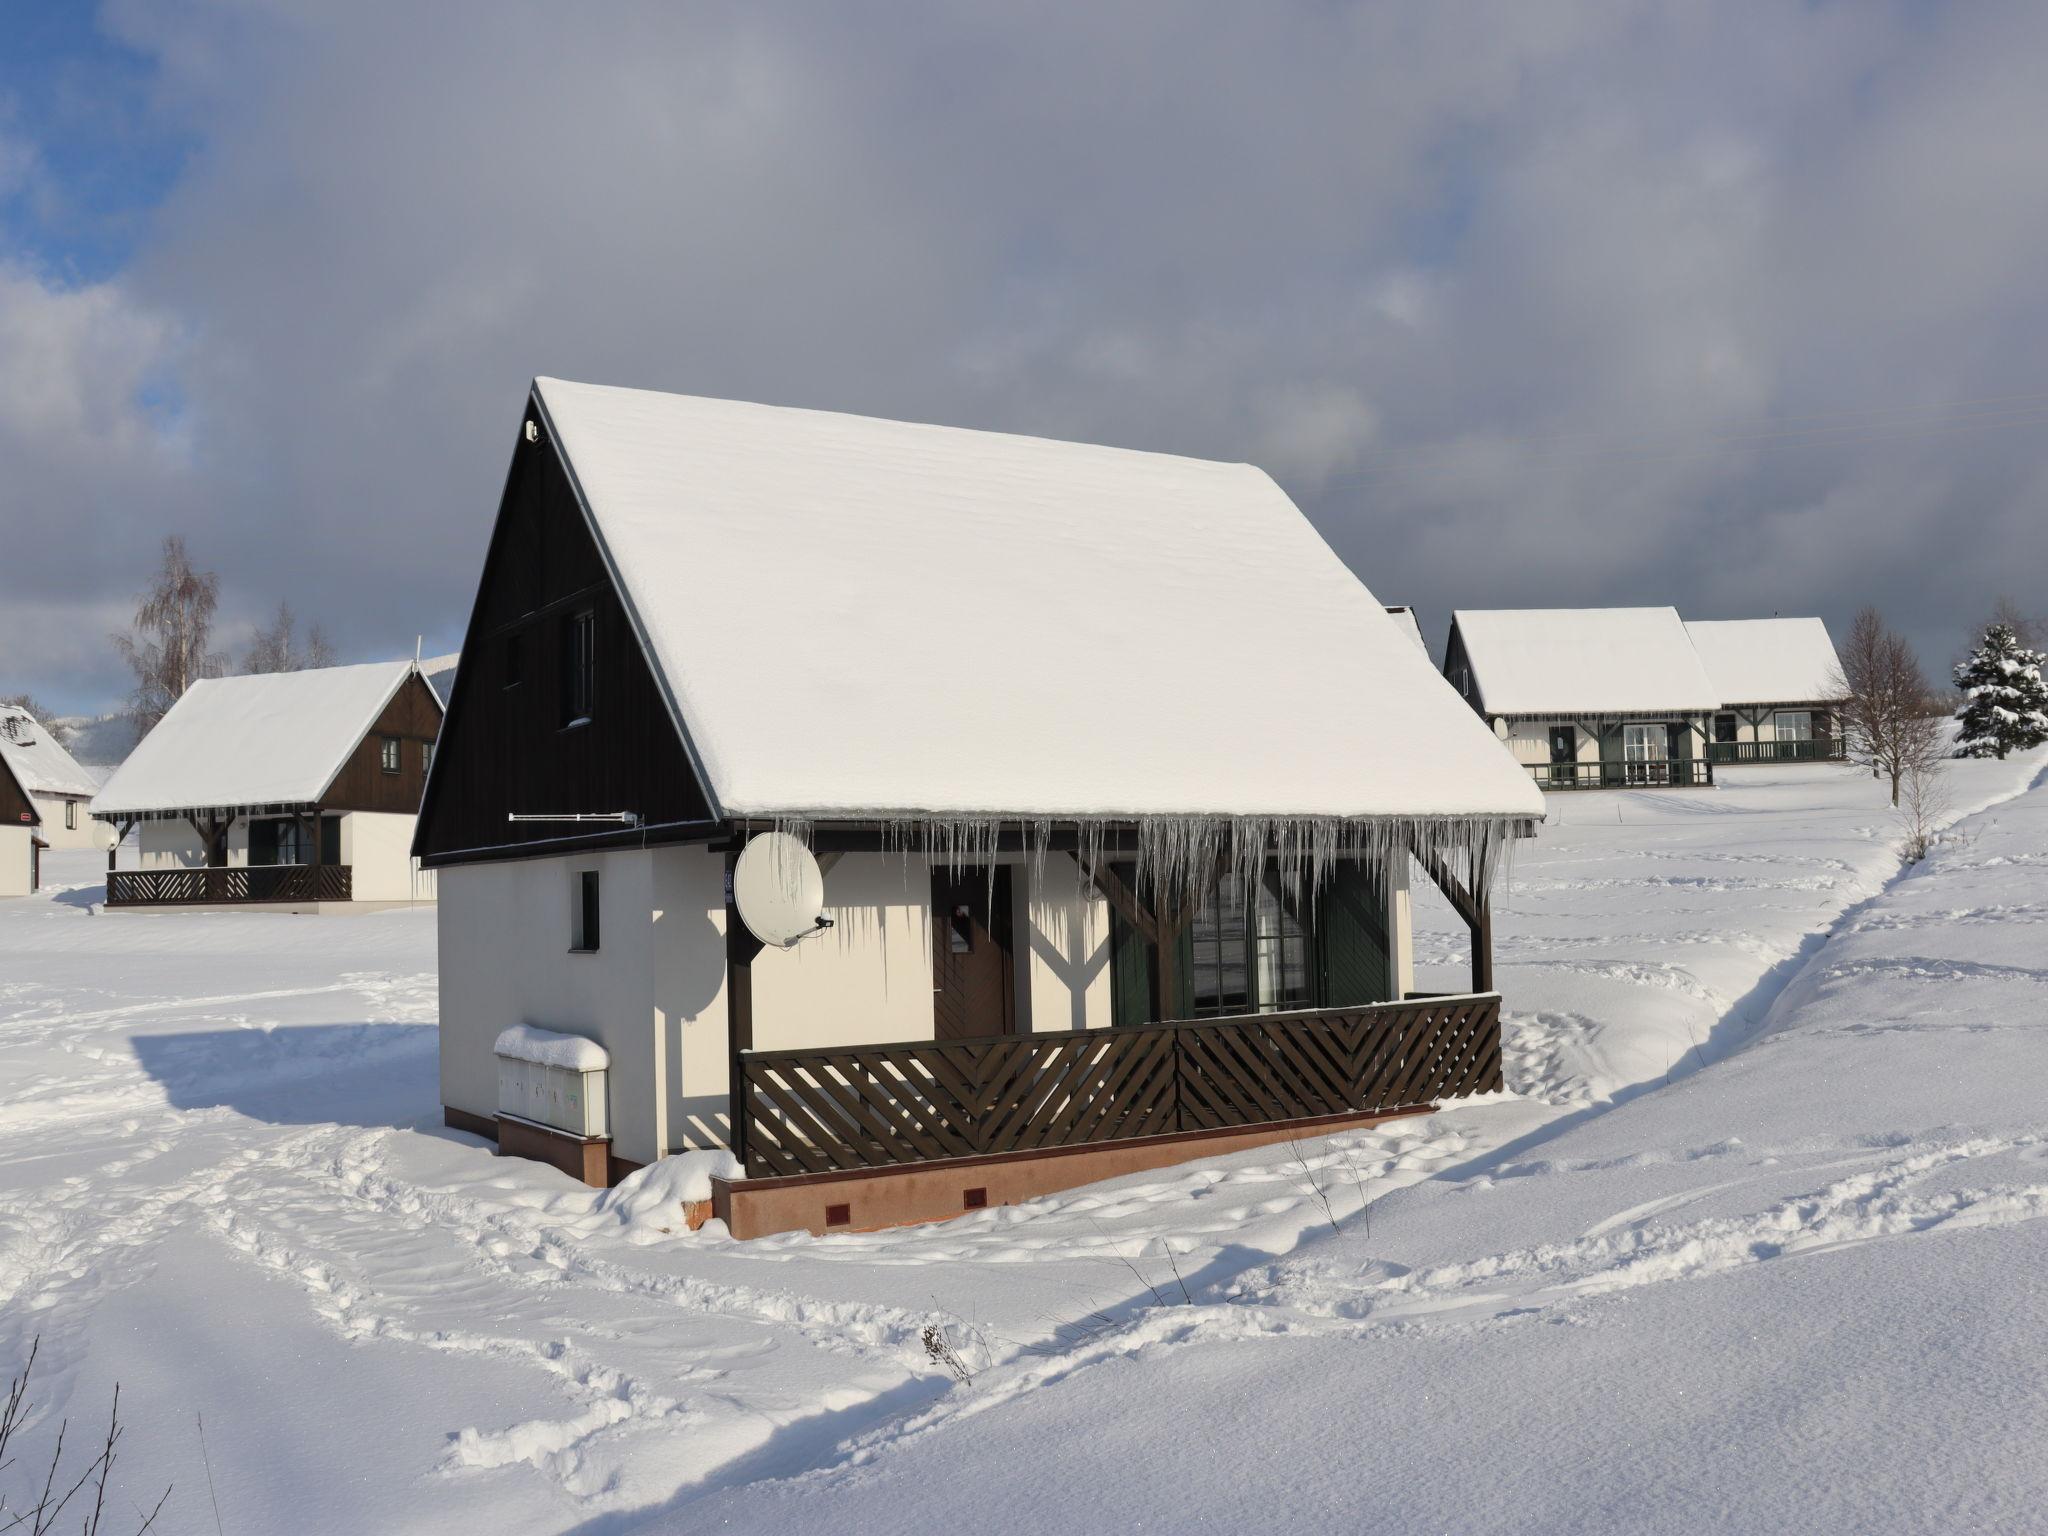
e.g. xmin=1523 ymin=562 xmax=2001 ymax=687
xmin=495 ymin=1054 xmax=609 ymax=1139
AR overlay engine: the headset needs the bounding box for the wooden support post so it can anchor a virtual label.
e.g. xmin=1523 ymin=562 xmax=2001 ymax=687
xmin=724 ymin=843 xmax=762 ymax=1166
xmin=1411 ymin=841 xmax=1496 ymax=997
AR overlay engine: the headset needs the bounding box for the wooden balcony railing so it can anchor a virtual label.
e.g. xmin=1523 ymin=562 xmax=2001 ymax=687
xmin=1707 ymin=738 xmax=1846 ymax=765
xmin=1527 ymin=758 xmax=1714 ymax=790
xmin=736 ymin=993 xmax=1501 ymax=1178
xmin=106 ymin=864 xmax=353 ymax=906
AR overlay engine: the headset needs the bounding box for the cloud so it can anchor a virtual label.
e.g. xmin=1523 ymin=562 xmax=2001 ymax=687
xmin=5 ymin=0 xmax=2048 ymax=709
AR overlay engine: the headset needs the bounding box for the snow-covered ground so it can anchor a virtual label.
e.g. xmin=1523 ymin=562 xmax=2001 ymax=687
xmin=2 ymin=753 xmax=2043 ymax=1534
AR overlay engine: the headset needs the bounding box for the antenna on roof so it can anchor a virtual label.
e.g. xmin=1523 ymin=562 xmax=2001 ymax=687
xmin=414 ymin=635 xmax=423 ymax=670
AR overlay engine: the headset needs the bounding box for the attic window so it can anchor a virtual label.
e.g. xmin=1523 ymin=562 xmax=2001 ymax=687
xmin=560 ymin=608 xmax=595 ymax=728
xmin=380 ymin=736 xmax=401 ymax=774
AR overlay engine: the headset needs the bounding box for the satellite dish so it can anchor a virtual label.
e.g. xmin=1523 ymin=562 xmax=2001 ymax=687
xmin=733 ymin=832 xmax=827 ymax=947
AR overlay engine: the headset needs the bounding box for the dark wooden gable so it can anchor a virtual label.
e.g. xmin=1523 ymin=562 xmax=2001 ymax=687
xmin=322 ymin=672 xmax=445 ymax=814
xmin=0 ymin=756 xmax=37 ymax=828
xmin=1442 ymin=620 xmax=1482 ymax=716
xmin=414 ymin=398 xmax=715 ymax=866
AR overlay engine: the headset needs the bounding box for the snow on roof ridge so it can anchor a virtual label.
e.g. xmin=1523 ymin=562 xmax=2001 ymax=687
xmin=92 ymin=658 xmax=424 ymax=817
xmin=530 ymin=377 xmax=1544 ymax=825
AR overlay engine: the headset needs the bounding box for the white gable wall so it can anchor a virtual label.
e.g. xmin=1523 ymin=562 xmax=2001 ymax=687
xmin=29 ymin=793 xmax=108 ymax=850
xmin=0 ymin=826 xmax=30 ymax=897
xmin=339 ymin=812 xmax=436 ymax=901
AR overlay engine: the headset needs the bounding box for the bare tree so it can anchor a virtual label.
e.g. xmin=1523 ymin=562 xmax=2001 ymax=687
xmin=1830 ymin=606 xmax=1947 ymax=807
xmin=111 ymin=537 xmax=224 ymax=733
xmin=241 ymin=601 xmax=336 ymax=674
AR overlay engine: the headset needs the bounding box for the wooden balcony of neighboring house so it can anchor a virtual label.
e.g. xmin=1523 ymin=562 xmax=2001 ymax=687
xmin=1525 ymin=758 xmax=1715 ymax=791
xmin=105 ymin=863 xmax=354 ymax=907
xmin=715 ymin=992 xmax=1501 ymax=1237
xmin=1706 ymin=737 xmax=1847 ymax=766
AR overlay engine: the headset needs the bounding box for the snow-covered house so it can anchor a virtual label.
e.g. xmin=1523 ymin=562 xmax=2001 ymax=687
xmin=91 ymin=660 xmax=445 ymax=908
xmin=1684 ymin=618 xmax=1846 ymax=764
xmin=0 ymin=705 xmax=108 ymax=852
xmin=0 ymin=750 xmax=42 ymax=896
xmin=418 ymin=378 xmax=1543 ymax=1232
xmin=1444 ymin=607 xmax=1722 ymax=788
xmin=1385 ymin=605 xmax=1428 ymax=653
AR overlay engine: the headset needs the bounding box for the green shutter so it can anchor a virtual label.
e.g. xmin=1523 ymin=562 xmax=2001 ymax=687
xmin=1315 ymin=865 xmax=1391 ymax=1006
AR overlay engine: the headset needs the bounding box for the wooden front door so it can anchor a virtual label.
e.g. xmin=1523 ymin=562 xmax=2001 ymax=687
xmin=931 ymin=867 xmax=1016 ymax=1041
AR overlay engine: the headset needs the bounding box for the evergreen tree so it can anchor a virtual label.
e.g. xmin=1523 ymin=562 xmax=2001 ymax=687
xmin=1952 ymin=621 xmax=2048 ymax=760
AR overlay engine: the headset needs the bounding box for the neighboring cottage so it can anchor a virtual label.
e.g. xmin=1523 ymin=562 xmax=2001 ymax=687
xmin=1684 ymin=618 xmax=1845 ymax=763
xmin=0 ymin=750 xmax=42 ymax=896
xmin=1385 ymin=605 xmax=1428 ymax=653
xmin=1445 ymin=607 xmax=1723 ymax=788
xmin=0 ymin=705 xmax=108 ymax=852
xmin=91 ymin=660 xmax=445 ymax=908
xmin=1444 ymin=608 xmax=1848 ymax=788
xmin=418 ymin=378 xmax=1542 ymax=1235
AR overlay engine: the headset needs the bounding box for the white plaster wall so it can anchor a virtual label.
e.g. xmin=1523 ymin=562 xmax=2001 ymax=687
xmin=1501 ymin=719 xmax=1599 ymax=765
xmin=437 ymin=851 xmax=663 ymax=1166
xmin=338 ymin=812 xmax=435 ymax=901
xmin=0 ymin=825 xmax=30 ymax=896
xmin=653 ymin=844 xmax=733 ymax=1151
xmin=138 ymin=821 xmax=209 ymax=869
xmin=1023 ymin=853 xmax=1114 ymax=1033
xmin=748 ymin=852 xmax=937 ymax=1053
xmin=30 ymin=795 xmax=109 ymax=851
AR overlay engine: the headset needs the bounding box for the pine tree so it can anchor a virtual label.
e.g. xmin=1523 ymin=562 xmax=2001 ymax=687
xmin=1952 ymin=621 xmax=2048 ymax=760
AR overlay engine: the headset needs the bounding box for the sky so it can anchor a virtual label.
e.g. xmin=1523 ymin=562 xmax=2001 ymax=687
xmin=3 ymin=0 xmax=2046 ymax=715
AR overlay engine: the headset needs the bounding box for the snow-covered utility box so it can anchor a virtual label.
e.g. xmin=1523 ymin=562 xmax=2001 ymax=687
xmin=494 ymin=1025 xmax=609 ymax=1139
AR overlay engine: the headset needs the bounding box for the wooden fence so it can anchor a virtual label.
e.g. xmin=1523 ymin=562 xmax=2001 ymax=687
xmin=737 ymin=993 xmax=1501 ymax=1178
xmin=106 ymin=864 xmax=353 ymax=906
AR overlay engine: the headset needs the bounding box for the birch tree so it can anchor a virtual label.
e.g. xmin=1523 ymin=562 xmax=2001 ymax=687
xmin=112 ymin=536 xmax=224 ymax=732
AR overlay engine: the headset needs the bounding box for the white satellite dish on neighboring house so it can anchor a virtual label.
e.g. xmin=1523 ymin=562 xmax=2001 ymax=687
xmin=732 ymin=832 xmax=828 ymax=947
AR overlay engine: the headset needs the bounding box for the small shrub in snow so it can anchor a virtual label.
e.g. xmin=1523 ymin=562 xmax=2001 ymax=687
xmin=0 ymin=1338 xmax=170 ymax=1535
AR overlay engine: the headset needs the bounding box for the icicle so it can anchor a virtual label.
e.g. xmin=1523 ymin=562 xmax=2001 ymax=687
xmin=750 ymin=808 xmax=1526 ymax=912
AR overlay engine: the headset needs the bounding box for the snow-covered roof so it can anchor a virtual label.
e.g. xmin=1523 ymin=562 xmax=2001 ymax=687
xmin=421 ymin=652 xmax=460 ymax=709
xmin=92 ymin=661 xmax=417 ymax=817
xmin=1385 ymin=606 xmax=1427 ymax=654
xmin=1452 ymin=607 xmax=1721 ymax=716
xmin=0 ymin=707 xmax=100 ymax=798
xmin=534 ymin=378 xmax=1542 ymax=824
xmin=1684 ymin=619 xmax=1843 ymax=707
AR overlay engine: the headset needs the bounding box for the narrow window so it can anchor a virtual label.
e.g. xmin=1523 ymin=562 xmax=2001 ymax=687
xmin=571 ymin=869 xmax=600 ymax=952
xmin=560 ymin=608 xmax=595 ymax=727
xmin=65 ymin=800 xmax=77 ymax=831
xmin=421 ymin=740 xmax=435 ymax=775
xmin=380 ymin=736 xmax=401 ymax=773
